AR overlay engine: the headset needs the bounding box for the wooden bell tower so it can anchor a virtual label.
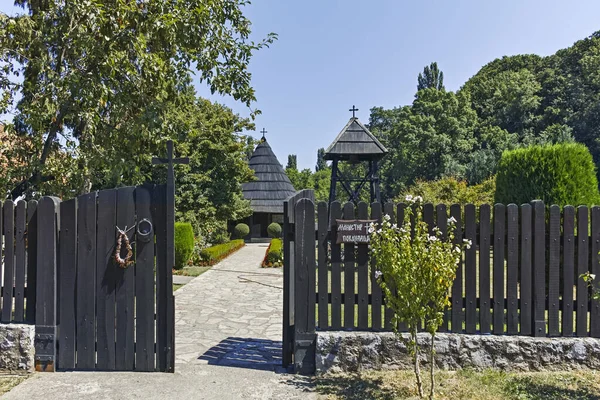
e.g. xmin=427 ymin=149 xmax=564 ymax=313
xmin=325 ymin=106 xmax=388 ymax=205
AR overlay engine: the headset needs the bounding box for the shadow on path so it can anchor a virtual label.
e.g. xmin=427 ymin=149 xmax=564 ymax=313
xmin=199 ymin=337 xmax=284 ymax=372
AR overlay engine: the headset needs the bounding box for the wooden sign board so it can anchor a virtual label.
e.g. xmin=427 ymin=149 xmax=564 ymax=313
xmin=336 ymin=219 xmax=376 ymax=244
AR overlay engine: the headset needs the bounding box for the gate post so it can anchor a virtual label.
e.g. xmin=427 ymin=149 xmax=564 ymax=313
xmin=293 ymin=198 xmax=316 ymax=374
xmin=35 ymin=196 xmax=60 ymax=372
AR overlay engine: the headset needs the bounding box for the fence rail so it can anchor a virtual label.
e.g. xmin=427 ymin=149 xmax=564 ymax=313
xmin=283 ymin=197 xmax=600 ymax=373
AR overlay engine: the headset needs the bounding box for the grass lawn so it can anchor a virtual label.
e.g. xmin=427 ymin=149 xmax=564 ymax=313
xmin=173 ymin=283 xmax=185 ymax=292
xmin=173 ymin=265 xmax=212 ymax=277
xmin=0 ymin=374 xmax=28 ymax=396
xmin=315 ymin=369 xmax=600 ymax=400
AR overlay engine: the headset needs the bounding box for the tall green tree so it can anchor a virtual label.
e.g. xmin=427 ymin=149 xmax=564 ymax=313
xmin=0 ymin=0 xmax=276 ymax=199
xmin=417 ymin=62 xmax=445 ymax=91
xmin=286 ymin=154 xmax=297 ymax=170
xmin=315 ymin=147 xmax=327 ymax=171
xmin=370 ymin=88 xmax=478 ymax=199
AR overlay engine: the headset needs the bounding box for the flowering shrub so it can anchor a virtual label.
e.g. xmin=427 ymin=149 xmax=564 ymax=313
xmin=369 ymin=195 xmax=470 ymax=399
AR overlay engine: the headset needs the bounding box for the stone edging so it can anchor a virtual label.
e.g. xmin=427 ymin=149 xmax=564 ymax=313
xmin=316 ymin=331 xmax=600 ymax=374
xmin=0 ymin=324 xmax=35 ymax=371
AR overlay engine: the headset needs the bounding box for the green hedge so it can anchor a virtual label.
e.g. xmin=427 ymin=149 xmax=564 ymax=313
xmin=199 ymin=239 xmax=245 ymax=266
xmin=175 ymin=222 xmax=195 ymax=270
xmin=262 ymin=238 xmax=283 ymax=267
xmin=495 ymin=143 xmax=600 ymax=206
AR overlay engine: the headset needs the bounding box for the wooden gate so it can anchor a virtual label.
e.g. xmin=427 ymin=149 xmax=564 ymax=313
xmin=55 ymin=184 xmax=174 ymax=372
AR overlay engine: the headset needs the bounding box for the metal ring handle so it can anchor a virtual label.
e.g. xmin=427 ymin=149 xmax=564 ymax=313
xmin=137 ymin=218 xmax=153 ymax=242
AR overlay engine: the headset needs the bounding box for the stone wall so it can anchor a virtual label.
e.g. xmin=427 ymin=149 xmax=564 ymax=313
xmin=316 ymin=331 xmax=600 ymax=374
xmin=0 ymin=324 xmax=35 ymax=371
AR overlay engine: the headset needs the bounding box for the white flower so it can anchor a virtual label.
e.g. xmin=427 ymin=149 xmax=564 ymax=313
xmin=374 ymin=270 xmax=383 ymax=279
xmin=405 ymin=194 xmax=414 ymax=202
xmin=454 ymin=247 xmax=461 ymax=254
xmin=591 ymin=274 xmax=597 ymax=281
xmin=448 ymin=216 xmax=457 ymax=224
xmin=414 ymin=196 xmax=423 ymax=203
xmin=463 ymin=238 xmax=472 ymax=249
xmin=368 ymin=225 xmax=375 ymax=234
xmin=391 ymin=223 xmax=397 ymax=230
xmin=383 ymin=214 xmax=391 ymax=221
xmin=400 ymin=227 xmax=407 ymax=233
xmin=428 ymin=235 xmax=438 ymax=242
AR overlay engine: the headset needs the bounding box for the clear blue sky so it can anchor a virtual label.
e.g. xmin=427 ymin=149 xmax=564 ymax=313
xmin=3 ymin=1 xmax=600 ymax=170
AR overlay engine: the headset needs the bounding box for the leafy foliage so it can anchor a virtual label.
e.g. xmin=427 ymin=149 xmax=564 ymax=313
xmin=495 ymin=143 xmax=599 ymax=206
xmin=369 ymin=196 xmax=469 ymax=398
xmin=286 ymin=154 xmax=297 ymax=170
xmin=417 ymin=62 xmax=445 ymax=91
xmin=172 ymin=92 xmax=254 ymax=241
xmin=233 ymin=223 xmax=250 ymax=239
xmin=399 ymin=176 xmax=496 ymax=206
xmin=0 ymin=0 xmax=276 ymax=199
xmin=316 ymin=148 xmax=327 ymax=171
xmin=174 ymin=222 xmax=195 ymax=270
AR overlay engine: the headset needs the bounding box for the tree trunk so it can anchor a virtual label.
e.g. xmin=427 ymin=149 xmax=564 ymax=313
xmin=413 ymin=327 xmax=424 ymax=398
xmin=429 ymin=333 xmax=435 ymax=400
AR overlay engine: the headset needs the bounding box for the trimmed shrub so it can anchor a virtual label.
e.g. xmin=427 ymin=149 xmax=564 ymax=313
xmin=174 ymin=222 xmax=195 ymax=270
xmin=267 ymin=222 xmax=282 ymax=238
xmin=495 ymin=143 xmax=600 ymax=206
xmin=233 ymin=223 xmax=250 ymax=239
xmin=199 ymin=239 xmax=245 ymax=266
xmin=262 ymin=238 xmax=283 ymax=267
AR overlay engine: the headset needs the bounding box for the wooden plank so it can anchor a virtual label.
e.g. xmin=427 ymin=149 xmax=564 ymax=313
xmin=95 ymin=190 xmax=117 ymax=370
xmin=26 ymin=200 xmax=37 ymax=324
xmin=357 ymin=202 xmax=369 ymax=329
xmin=282 ymin=196 xmax=292 ymax=367
xmin=14 ymin=201 xmax=26 ymax=322
xmin=591 ymin=206 xmax=600 ymax=337
xmin=548 ymin=205 xmax=561 ymax=336
xmin=330 ymin=202 xmax=342 ymax=330
xmin=76 ymin=192 xmax=96 ymax=369
xmin=493 ymin=204 xmax=505 ymax=334
xmin=520 ymin=204 xmax=532 ymax=335
xmin=384 ymin=203 xmax=403 ymax=330
xmin=450 ymin=204 xmax=462 ymax=333
xmin=479 ymin=204 xmax=491 ymax=334
xmin=317 ymin=202 xmax=328 ymax=329
xmin=370 ymin=202 xmax=383 ymax=331
xmin=562 ymin=206 xmax=575 ymax=336
xmin=35 ymin=197 xmax=59 ymax=371
xmin=423 ymin=203 xmax=434 ymax=235
xmin=343 ymin=202 xmax=355 ymax=329
xmin=154 ymin=184 xmax=168 ymax=372
xmin=464 ymin=204 xmax=477 ymax=334
xmin=294 ymin=198 xmax=316 ymax=374
xmin=506 ymin=204 xmax=519 ymax=335
xmin=577 ymin=206 xmax=589 ymax=336
xmin=532 ymin=200 xmax=546 ymax=337
xmin=2 ymin=200 xmax=15 ymax=322
xmin=436 ymin=204 xmax=448 ymax=332
xmin=58 ymin=199 xmax=77 ymax=370
xmin=136 ymin=185 xmax=155 ymax=371
xmin=115 ymin=187 xmax=135 ymax=370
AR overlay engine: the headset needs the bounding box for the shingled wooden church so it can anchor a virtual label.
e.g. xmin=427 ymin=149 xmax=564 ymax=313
xmin=241 ymin=134 xmax=296 ymax=238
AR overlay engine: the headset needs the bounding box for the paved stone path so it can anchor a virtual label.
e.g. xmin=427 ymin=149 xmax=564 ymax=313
xmin=3 ymin=244 xmax=316 ymax=400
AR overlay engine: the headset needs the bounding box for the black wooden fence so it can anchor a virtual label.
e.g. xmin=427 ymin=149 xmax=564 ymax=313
xmin=283 ymin=194 xmax=600 ymax=373
xmin=0 ymin=199 xmax=37 ymax=324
